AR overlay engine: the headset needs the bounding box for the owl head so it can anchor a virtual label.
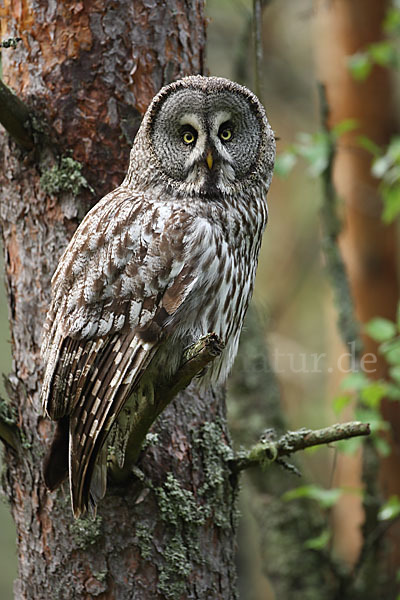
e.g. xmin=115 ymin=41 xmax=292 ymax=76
xmin=126 ymin=76 xmax=275 ymax=197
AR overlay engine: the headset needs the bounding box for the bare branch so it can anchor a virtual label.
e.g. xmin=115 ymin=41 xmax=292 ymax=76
xmin=0 ymin=79 xmax=34 ymax=149
xmin=231 ymin=421 xmax=371 ymax=473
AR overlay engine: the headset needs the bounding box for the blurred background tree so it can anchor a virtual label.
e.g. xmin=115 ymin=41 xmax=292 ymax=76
xmin=1 ymin=0 xmax=400 ymax=598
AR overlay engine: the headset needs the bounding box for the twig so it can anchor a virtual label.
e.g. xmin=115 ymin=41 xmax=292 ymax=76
xmin=0 ymin=79 xmax=34 ymax=149
xmin=231 ymin=421 xmax=370 ymax=473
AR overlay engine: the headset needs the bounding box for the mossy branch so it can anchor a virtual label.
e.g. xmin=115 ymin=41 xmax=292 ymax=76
xmin=230 ymin=421 xmax=371 ymax=473
xmin=0 ymin=79 xmax=34 ymax=149
xmin=109 ymin=333 xmax=224 ymax=483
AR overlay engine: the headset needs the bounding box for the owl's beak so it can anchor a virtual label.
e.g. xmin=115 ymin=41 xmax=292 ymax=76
xmin=206 ymin=150 xmax=213 ymax=170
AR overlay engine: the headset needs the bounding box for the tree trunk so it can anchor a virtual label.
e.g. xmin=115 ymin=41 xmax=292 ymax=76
xmin=316 ymin=0 xmax=400 ymax=585
xmin=0 ymin=2 xmax=238 ymax=598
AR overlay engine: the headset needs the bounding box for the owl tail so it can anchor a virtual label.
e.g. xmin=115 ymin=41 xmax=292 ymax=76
xmin=43 ymin=330 xmax=158 ymax=517
xmin=43 ymin=417 xmax=107 ymax=515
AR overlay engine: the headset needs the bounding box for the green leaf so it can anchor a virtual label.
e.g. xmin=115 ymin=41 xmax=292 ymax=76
xmin=382 ymin=184 xmax=400 ymax=224
xmin=341 ymin=371 xmax=369 ymax=391
xmin=390 ymin=366 xmax=400 ymax=386
xmin=294 ymin=132 xmax=330 ymax=177
xmin=381 ymin=337 xmax=400 ymax=365
xmin=372 ymin=155 xmax=392 ymax=178
xmin=360 ymin=381 xmax=387 ymax=408
xmin=378 ymin=495 xmax=400 ymax=521
xmin=283 ymin=485 xmax=342 ymax=509
xmin=304 ymin=529 xmax=331 ymax=550
xmin=332 ymin=394 xmax=352 ymax=415
xmin=384 ymin=7 xmax=400 ymax=33
xmin=275 ymin=151 xmax=297 ymax=177
xmin=332 ymin=119 xmax=358 ymax=137
xmin=348 ymin=52 xmax=372 ymax=81
xmin=364 ymin=317 xmax=396 ymax=342
xmin=357 ymin=135 xmax=382 ymax=157
xmin=368 ymin=40 xmax=397 ymax=67
xmin=387 ymin=137 xmax=400 ymax=162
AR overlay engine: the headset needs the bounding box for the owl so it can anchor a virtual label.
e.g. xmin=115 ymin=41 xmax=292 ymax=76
xmin=41 ymin=75 xmax=275 ymax=516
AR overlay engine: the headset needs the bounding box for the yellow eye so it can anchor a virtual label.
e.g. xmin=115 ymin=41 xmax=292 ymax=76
xmin=220 ymin=128 xmax=232 ymax=142
xmin=183 ymin=131 xmax=196 ymax=145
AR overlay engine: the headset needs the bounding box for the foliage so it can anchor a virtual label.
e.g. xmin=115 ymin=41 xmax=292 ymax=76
xmin=283 ymin=484 xmax=342 ymax=510
xmin=329 ymin=308 xmax=400 ymax=459
xmin=378 ymin=495 xmax=400 ymax=521
xmin=282 ymin=300 xmax=400 ymax=554
xmin=345 ymin=2 xmax=400 ymax=223
xmin=347 ymin=2 xmax=400 ymax=81
xmin=277 ymin=3 xmax=400 ymax=224
xmin=275 ymin=120 xmax=358 ymax=179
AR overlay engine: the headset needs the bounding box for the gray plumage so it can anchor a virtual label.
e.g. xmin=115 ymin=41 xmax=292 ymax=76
xmin=41 ymin=75 xmax=275 ymax=516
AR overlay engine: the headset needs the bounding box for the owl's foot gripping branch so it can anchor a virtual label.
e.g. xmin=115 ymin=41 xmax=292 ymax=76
xmin=108 ymin=332 xmax=225 ymax=484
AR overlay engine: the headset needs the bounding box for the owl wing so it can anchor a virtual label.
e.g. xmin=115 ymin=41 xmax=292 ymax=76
xmin=41 ymin=188 xmax=198 ymax=515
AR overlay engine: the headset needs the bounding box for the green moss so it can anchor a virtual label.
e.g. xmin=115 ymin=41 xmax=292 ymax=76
xmin=156 ymin=472 xmax=205 ymax=527
xmin=40 ymin=156 xmax=93 ymax=196
xmin=247 ymin=440 xmax=278 ymax=469
xmin=157 ymin=534 xmax=192 ymax=599
xmin=70 ymin=514 xmax=103 ymax=550
xmin=92 ymin=570 xmax=108 ymax=583
xmin=192 ymin=419 xmax=236 ymax=529
xmin=151 ymin=419 xmax=236 ymax=598
xmin=153 ymin=472 xmax=206 ymax=598
xmin=135 ymin=522 xmax=154 ymax=560
xmin=142 ymin=431 xmax=159 ymax=449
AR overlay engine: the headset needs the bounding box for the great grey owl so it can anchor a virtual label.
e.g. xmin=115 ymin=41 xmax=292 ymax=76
xmin=41 ymin=75 xmax=275 ymax=516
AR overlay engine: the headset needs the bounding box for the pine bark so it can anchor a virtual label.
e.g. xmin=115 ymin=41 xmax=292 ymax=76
xmin=0 ymin=2 xmax=238 ymax=598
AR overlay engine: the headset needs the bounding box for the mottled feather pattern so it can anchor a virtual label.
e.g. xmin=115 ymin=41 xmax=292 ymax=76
xmin=41 ymin=75 xmax=275 ymax=516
